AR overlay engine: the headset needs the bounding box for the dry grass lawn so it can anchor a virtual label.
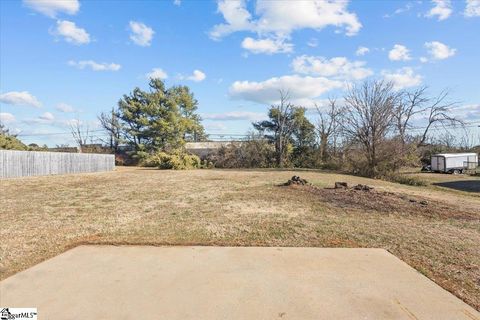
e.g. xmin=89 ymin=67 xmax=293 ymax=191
xmin=1 ymin=167 xmax=479 ymax=310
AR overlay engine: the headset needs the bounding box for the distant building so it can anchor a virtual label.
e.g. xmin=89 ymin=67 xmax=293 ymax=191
xmin=185 ymin=141 xmax=236 ymax=158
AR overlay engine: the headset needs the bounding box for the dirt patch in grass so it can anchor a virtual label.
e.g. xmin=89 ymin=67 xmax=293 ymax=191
xmin=285 ymin=183 xmax=478 ymax=221
xmin=1 ymin=167 xmax=479 ymax=310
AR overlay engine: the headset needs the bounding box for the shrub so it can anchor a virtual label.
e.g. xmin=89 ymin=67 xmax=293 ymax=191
xmin=210 ymin=136 xmax=275 ymax=169
xmin=142 ymin=150 xmax=201 ymax=170
xmin=383 ymin=173 xmax=427 ymax=186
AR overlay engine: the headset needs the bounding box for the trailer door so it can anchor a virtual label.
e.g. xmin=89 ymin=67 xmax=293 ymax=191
xmin=438 ymin=156 xmax=445 ymax=172
xmin=467 ymin=155 xmax=478 ymax=169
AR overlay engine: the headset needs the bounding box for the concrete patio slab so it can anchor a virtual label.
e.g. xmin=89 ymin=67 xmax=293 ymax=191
xmin=1 ymin=246 xmax=478 ymax=320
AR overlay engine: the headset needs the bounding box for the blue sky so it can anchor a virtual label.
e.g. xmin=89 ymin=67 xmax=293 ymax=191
xmin=0 ymin=0 xmax=479 ymax=146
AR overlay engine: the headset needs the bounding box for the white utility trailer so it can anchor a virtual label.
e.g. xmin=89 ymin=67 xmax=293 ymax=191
xmin=431 ymin=153 xmax=478 ymax=174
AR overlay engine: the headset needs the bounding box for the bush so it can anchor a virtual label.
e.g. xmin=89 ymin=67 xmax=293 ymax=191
xmin=209 ymin=135 xmax=275 ymax=168
xmin=383 ymin=173 xmax=427 ymax=186
xmin=142 ymin=150 xmax=201 ymax=170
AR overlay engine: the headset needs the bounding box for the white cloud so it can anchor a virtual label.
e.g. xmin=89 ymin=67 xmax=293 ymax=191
xmin=450 ymin=104 xmax=480 ymax=120
xmin=180 ymin=70 xmax=206 ymax=82
xmin=204 ymin=122 xmax=227 ymax=131
xmin=465 ymin=0 xmax=480 ymax=17
xmin=146 ymin=68 xmax=168 ymax=80
xmin=241 ymin=37 xmax=293 ymax=54
xmin=0 ymin=91 xmax=42 ymax=108
xmin=53 ymin=20 xmax=90 ymax=45
xmin=384 ymin=2 xmax=414 ymax=18
xmin=210 ymin=0 xmax=361 ymax=54
xmin=426 ymin=0 xmax=452 ymax=20
xmin=23 ymin=0 xmax=79 ymax=18
xmin=424 ymin=41 xmax=456 ymax=60
xmin=55 ymin=103 xmax=75 ymax=113
xmin=229 ymin=75 xmax=344 ymax=104
xmin=0 ymin=112 xmax=16 ymax=123
xmin=39 ymin=112 xmax=55 ymax=121
xmin=23 ymin=112 xmax=57 ymax=125
xmin=355 ymin=46 xmax=369 ymax=56
xmin=388 ymin=44 xmax=411 ymax=61
xmin=381 ymin=67 xmax=422 ymax=90
xmin=209 ymin=0 xmax=254 ymax=40
xmin=254 ymin=0 xmax=361 ymax=36
xmin=203 ymin=111 xmax=267 ymax=121
xmin=68 ymin=60 xmax=121 ymax=71
xmin=129 ymin=21 xmax=154 ymax=47
xmin=291 ymin=55 xmax=373 ymax=80
xmin=173 ymin=0 xmax=181 ymax=5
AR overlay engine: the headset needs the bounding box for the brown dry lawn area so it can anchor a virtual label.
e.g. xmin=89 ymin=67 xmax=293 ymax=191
xmin=1 ymin=167 xmax=479 ymax=310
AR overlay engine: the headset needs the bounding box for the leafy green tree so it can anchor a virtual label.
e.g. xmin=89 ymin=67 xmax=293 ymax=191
xmin=114 ymin=79 xmax=205 ymax=153
xmin=0 ymin=124 xmax=27 ymax=150
xmin=291 ymin=108 xmax=316 ymax=167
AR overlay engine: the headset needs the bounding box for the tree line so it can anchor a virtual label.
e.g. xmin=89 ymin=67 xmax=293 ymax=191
xmin=2 ymin=78 xmax=476 ymax=177
xmin=212 ymin=80 xmax=473 ymax=177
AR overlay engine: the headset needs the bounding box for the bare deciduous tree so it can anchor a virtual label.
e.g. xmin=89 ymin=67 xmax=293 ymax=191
xmin=70 ymin=119 xmax=90 ymax=153
xmin=253 ymin=90 xmax=296 ymax=167
xmin=394 ymin=86 xmax=429 ymax=146
xmin=342 ymin=80 xmax=400 ymax=176
xmin=315 ymin=98 xmax=343 ymax=162
xmin=417 ymin=89 xmax=464 ymax=147
xmin=98 ymin=108 xmax=121 ymax=152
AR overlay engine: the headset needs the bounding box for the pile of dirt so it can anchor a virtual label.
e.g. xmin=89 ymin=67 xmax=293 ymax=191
xmin=334 ymin=182 xmax=374 ymax=191
xmin=284 ymin=176 xmax=309 ymax=186
xmin=282 ymin=178 xmax=477 ymax=221
xmin=352 ymin=184 xmax=374 ymax=191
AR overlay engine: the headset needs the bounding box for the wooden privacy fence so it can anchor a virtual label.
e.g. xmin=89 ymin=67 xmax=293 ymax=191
xmin=0 ymin=150 xmax=115 ymax=178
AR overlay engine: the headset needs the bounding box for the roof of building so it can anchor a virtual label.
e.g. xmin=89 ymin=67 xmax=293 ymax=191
xmin=433 ymin=153 xmax=477 ymax=158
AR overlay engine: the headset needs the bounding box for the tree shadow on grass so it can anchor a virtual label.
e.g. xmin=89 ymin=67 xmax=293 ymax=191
xmin=433 ymin=180 xmax=480 ymax=193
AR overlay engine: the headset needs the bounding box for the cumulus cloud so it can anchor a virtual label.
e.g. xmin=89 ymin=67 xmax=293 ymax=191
xmin=0 ymin=91 xmax=41 ymax=108
xmin=426 ymin=0 xmax=452 ymax=20
xmin=68 ymin=60 xmax=121 ymax=71
xmin=209 ymin=0 xmax=254 ymax=40
xmin=179 ymin=70 xmax=206 ymax=82
xmin=39 ymin=112 xmax=55 ymax=121
xmin=146 ymin=68 xmax=168 ymax=80
xmin=465 ymin=0 xmax=480 ymax=17
xmin=229 ymin=75 xmax=344 ymax=104
xmin=424 ymin=41 xmax=456 ymax=60
xmin=210 ymin=0 xmax=361 ymax=54
xmin=241 ymin=37 xmax=293 ymax=54
xmin=388 ymin=44 xmax=411 ymax=61
xmin=381 ymin=67 xmax=422 ymax=90
xmin=23 ymin=0 xmax=79 ymax=18
xmin=0 ymin=112 xmax=16 ymax=123
xmin=55 ymin=103 xmax=75 ymax=113
xmin=355 ymin=46 xmax=369 ymax=56
xmin=23 ymin=112 xmax=58 ymax=125
xmin=53 ymin=20 xmax=90 ymax=45
xmin=203 ymin=111 xmax=267 ymax=121
xmin=291 ymin=55 xmax=373 ymax=80
xmin=129 ymin=21 xmax=154 ymax=46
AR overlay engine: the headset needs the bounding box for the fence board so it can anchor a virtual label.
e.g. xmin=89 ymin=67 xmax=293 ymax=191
xmin=0 ymin=150 xmax=115 ymax=178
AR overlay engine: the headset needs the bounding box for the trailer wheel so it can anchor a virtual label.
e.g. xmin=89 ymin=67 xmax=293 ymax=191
xmin=453 ymin=169 xmax=460 ymax=175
